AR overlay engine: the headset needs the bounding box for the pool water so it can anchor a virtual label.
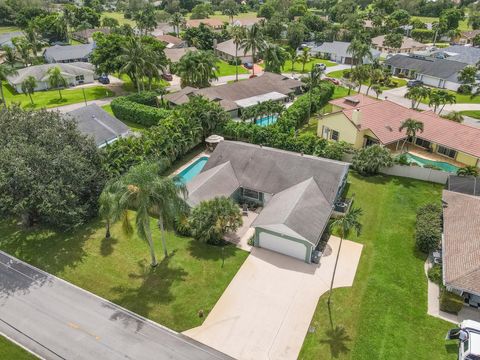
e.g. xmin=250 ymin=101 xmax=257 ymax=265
xmin=175 ymin=157 xmax=208 ymax=184
xmin=402 ymin=153 xmax=459 ymax=173
xmin=255 ymin=115 xmax=278 ymax=127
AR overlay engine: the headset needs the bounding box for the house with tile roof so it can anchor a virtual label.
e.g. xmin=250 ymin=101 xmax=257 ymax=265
xmin=317 ymin=94 xmax=480 ymax=167
xmin=372 ymin=35 xmax=428 ymax=54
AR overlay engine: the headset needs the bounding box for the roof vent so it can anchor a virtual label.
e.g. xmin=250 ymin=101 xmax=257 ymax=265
xmin=385 ymin=125 xmax=393 ymax=132
xmin=345 ymin=96 xmax=360 ymax=105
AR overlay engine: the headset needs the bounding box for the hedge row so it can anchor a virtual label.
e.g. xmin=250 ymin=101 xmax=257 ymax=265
xmin=415 ymin=203 xmax=442 ymax=253
xmin=110 ymin=96 xmax=170 ymax=126
xmin=125 ymin=91 xmax=160 ymax=107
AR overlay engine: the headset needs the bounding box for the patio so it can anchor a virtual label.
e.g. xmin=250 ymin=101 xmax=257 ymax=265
xmin=386 ymin=142 xmax=466 ymax=168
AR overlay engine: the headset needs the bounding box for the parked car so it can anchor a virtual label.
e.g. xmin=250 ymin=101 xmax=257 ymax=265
xmin=446 ymin=320 xmax=480 ymax=360
xmin=162 ymin=73 xmax=173 ymax=81
xmin=243 ymin=62 xmax=253 ymax=69
xmin=98 ymin=75 xmax=110 ymax=84
xmin=407 ymin=79 xmax=423 ymax=87
xmin=324 ymin=77 xmax=340 ymax=85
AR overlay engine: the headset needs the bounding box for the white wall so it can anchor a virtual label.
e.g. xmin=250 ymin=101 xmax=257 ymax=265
xmin=380 ymin=165 xmax=449 ymax=184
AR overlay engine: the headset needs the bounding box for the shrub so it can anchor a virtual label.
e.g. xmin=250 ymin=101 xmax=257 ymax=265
xmin=174 ymin=215 xmax=191 ymax=237
xmin=440 ymin=289 xmax=464 ymax=314
xmin=428 ymin=264 xmax=442 ymax=285
xmin=415 ymin=203 xmax=442 ymax=253
xmin=457 ymin=84 xmax=472 ymax=95
xmin=423 ymin=164 xmax=442 ymax=171
xmin=352 ymin=145 xmax=393 ymax=175
xmin=395 ymin=153 xmax=410 ymax=166
xmin=125 ymin=91 xmax=160 ymax=107
xmin=111 ymin=97 xmax=170 ymax=126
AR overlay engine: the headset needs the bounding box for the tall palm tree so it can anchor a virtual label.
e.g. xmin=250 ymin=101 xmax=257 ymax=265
xmin=21 ymin=76 xmax=37 ymax=105
xmin=175 ymin=50 xmax=218 ymax=88
xmin=24 ymin=24 xmax=45 ymax=58
xmin=299 ymin=47 xmax=310 ymax=73
xmin=169 ymin=12 xmax=185 ymax=36
xmin=262 ymin=42 xmax=286 ymax=74
xmin=98 ymin=181 xmax=122 ymax=239
xmin=328 ymin=207 xmax=362 ymax=305
xmin=1 ymin=45 xmax=16 ymax=67
xmin=0 ymin=64 xmax=17 ymax=109
xmin=240 ymin=23 xmax=265 ymax=77
xmin=287 ymin=47 xmax=299 ymax=77
xmin=399 ymin=118 xmax=424 ymax=151
xmin=405 ymin=85 xmax=430 ymax=109
xmin=437 ymin=91 xmax=456 ymax=114
xmin=229 ymin=25 xmax=245 ymax=82
xmin=347 ymin=38 xmax=372 ymax=69
xmin=47 ymin=66 xmax=67 ymax=100
xmin=12 ymin=37 xmax=31 ymax=67
xmin=109 ymin=161 xmax=188 ymax=266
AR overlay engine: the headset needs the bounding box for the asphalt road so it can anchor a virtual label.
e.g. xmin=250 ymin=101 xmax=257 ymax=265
xmin=0 ymin=251 xmax=232 ymax=360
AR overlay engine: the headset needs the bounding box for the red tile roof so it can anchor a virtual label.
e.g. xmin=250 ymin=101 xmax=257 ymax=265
xmin=337 ymin=97 xmax=480 ymax=158
xmin=155 ymin=34 xmax=183 ymax=45
xmin=329 ymin=94 xmax=380 ymax=110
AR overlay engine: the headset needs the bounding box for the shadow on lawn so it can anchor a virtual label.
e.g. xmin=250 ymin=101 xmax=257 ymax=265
xmin=100 ymin=236 xmax=118 ymax=257
xmin=111 ymin=253 xmax=188 ymax=318
xmin=320 ymin=325 xmax=351 ymax=358
xmin=187 ymin=241 xmax=238 ymax=261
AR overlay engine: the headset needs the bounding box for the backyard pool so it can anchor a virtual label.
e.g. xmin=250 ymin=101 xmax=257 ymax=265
xmin=402 ymin=152 xmax=459 ymax=173
xmin=175 ymin=156 xmax=208 ymax=184
xmin=255 ymin=115 xmax=278 ymax=127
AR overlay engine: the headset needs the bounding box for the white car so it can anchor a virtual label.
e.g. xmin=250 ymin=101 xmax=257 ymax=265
xmin=446 ymin=320 xmax=480 ymax=360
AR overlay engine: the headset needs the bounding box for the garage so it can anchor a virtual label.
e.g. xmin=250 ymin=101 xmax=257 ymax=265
xmin=256 ymin=228 xmax=312 ymax=262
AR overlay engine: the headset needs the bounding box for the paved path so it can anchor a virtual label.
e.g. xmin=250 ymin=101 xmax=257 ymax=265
xmin=0 ymin=251 xmax=232 ymax=360
xmin=48 ymin=97 xmax=116 ymax=113
xmin=184 ymin=236 xmax=363 ymax=360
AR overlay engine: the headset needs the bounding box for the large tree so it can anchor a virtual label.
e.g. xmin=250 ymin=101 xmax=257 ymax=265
xmin=399 ymin=118 xmax=424 ymax=151
xmin=175 ymin=50 xmax=218 ymax=88
xmin=240 ymin=23 xmax=265 ymax=76
xmin=0 ymin=107 xmax=105 ymax=229
xmin=229 ymin=24 xmax=245 ymax=82
xmin=262 ymin=42 xmax=286 ymax=74
xmin=21 ymin=75 xmax=37 ymax=105
xmin=47 ymin=66 xmax=67 ymax=99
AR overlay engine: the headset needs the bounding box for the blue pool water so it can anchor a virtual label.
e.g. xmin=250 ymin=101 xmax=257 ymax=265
xmin=255 ymin=115 xmax=278 ymax=127
xmin=175 ymin=157 xmax=208 ymax=184
xmin=402 ymin=152 xmax=459 ymax=173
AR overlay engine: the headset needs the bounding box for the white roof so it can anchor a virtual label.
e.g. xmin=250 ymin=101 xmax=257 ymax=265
xmin=471 ymin=332 xmax=480 ymax=356
xmin=234 ymin=91 xmax=287 ymax=108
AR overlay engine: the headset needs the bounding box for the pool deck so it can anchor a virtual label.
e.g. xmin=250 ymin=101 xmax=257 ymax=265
xmin=388 ymin=144 xmax=466 ymax=168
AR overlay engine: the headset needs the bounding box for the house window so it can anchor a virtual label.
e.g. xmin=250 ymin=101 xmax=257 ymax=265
xmin=75 ymin=75 xmax=84 ymax=81
xmin=415 ymin=138 xmax=431 ymax=149
xmin=322 ymin=126 xmax=330 ymax=139
xmin=364 ymin=137 xmax=379 ymax=147
xmin=437 ymin=145 xmax=457 ymax=159
xmin=331 ymin=130 xmax=339 ymax=141
xmin=243 ymin=188 xmax=260 ymax=200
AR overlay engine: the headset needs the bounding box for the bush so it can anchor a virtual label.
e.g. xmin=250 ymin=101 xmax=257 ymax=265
xmin=428 ymin=264 xmax=442 ymax=285
xmin=457 ymin=84 xmax=472 ymax=95
xmin=111 ymin=97 xmax=170 ymax=126
xmin=395 ymin=154 xmax=410 ymax=166
xmin=423 ymin=164 xmax=442 ymax=171
xmin=440 ymin=289 xmax=464 ymax=314
xmin=352 ymin=145 xmax=393 ymax=175
xmin=125 ymin=91 xmax=160 ymax=107
xmin=174 ymin=215 xmax=191 ymax=237
xmin=415 ymin=203 xmax=442 ymax=253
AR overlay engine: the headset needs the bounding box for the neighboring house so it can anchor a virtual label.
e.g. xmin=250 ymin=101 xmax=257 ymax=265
xmin=164 ymin=72 xmax=303 ymax=118
xmin=214 ymin=38 xmax=252 ymax=63
xmin=186 ymin=19 xmax=224 ymax=30
xmin=442 ymin=189 xmax=480 ymax=308
xmin=231 ymin=17 xmax=264 ymax=27
xmin=385 ymin=54 xmax=469 ymax=91
xmin=317 ymin=94 xmax=480 ymax=167
xmin=164 ymin=47 xmax=197 ymax=63
xmin=0 ymin=31 xmax=23 ymax=48
xmin=156 ymin=34 xmax=186 ymax=48
xmin=457 ymin=30 xmax=480 ymax=45
xmin=186 ymin=140 xmax=349 ymax=263
xmin=371 ymin=35 xmax=428 ymax=54
xmin=44 ymin=43 xmax=95 ymax=63
xmin=71 ymin=28 xmax=110 ymax=43
xmin=66 ymin=104 xmax=130 ymax=148
xmin=435 ymin=45 xmax=480 ymax=65
xmin=152 ymin=23 xmax=176 ymax=36
xmin=303 ymin=41 xmax=380 ymax=65
xmin=7 ymin=62 xmax=95 ymax=93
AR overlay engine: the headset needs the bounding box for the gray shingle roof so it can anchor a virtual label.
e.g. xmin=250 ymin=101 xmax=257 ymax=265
xmin=306 ymin=41 xmax=380 ymax=61
xmin=442 ymin=190 xmax=480 ymax=296
xmin=44 ymin=43 xmax=94 ymax=62
xmin=215 ymin=38 xmax=252 ymax=57
xmin=66 ymin=104 xmax=130 ymax=147
xmin=440 ymin=45 xmax=480 ymax=65
xmin=0 ymin=31 xmax=23 ymax=47
xmin=7 ymin=62 xmax=95 ymax=85
xmin=187 ymin=141 xmax=349 ymax=245
xmin=164 ymin=47 xmax=197 ymax=63
xmin=385 ymin=54 xmax=468 ymax=82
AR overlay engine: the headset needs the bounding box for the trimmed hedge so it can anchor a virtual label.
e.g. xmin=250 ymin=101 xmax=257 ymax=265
xmin=428 ymin=264 xmax=442 ymax=285
xmin=111 ymin=96 xmax=170 ymax=126
xmin=125 ymin=91 xmax=160 ymax=107
xmin=415 ymin=203 xmax=442 ymax=253
xmin=440 ymin=289 xmax=464 ymax=314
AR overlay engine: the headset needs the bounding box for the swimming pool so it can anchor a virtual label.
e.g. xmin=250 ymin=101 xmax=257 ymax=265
xmin=401 ymin=152 xmax=460 ymax=173
xmin=175 ymin=157 xmax=208 ymax=184
xmin=255 ymin=115 xmax=278 ymax=127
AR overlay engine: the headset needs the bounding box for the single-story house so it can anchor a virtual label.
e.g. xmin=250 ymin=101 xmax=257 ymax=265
xmin=372 ymin=35 xmax=428 ymax=54
xmin=0 ymin=31 xmax=23 ymax=48
xmin=303 ymin=41 xmax=380 ymax=65
xmin=442 ymin=190 xmax=480 ymax=308
xmin=7 ymin=62 xmax=96 ymax=93
xmin=186 ymin=140 xmax=349 ymax=262
xmin=152 ymin=23 xmax=176 ymax=37
xmin=435 ymin=45 xmax=480 ymax=65
xmin=66 ymin=104 xmax=130 ymax=148
xmin=231 ymin=17 xmax=264 ymax=27
xmin=44 ymin=43 xmax=95 ymax=63
xmin=457 ymin=30 xmax=480 ymax=45
xmin=384 ymin=54 xmax=469 ymax=91
xmin=156 ymin=34 xmax=186 ymax=48
xmin=447 ymin=175 xmax=480 ymax=196
xmin=317 ymin=94 xmax=480 ymax=167
xmin=164 ymin=47 xmax=197 ymax=63
xmin=164 ymin=72 xmax=303 ymax=118
xmin=71 ymin=28 xmax=110 ymax=43
xmin=186 ymin=19 xmax=224 ymax=30
xmin=214 ymin=38 xmax=252 ymax=63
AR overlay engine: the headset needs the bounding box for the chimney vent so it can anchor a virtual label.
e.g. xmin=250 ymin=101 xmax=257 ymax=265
xmin=351 ymin=109 xmax=362 ymax=125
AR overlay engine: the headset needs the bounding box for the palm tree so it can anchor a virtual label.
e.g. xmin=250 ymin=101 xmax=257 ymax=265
xmin=405 ymin=85 xmax=430 ymax=109
xmin=229 ymin=25 xmax=245 ymax=82
xmin=328 ymin=207 xmax=362 ymax=305
xmin=371 ymin=84 xmax=383 ymax=99
xmin=24 ymin=24 xmax=45 ymax=58
xmin=98 ymin=181 xmax=122 ymax=239
xmin=110 ymin=161 xmax=188 ymax=266
xmin=287 ymin=47 xmax=299 ymax=77
xmin=437 ymin=91 xmax=456 ymax=114
xmin=240 ymin=23 xmax=265 ymax=77
xmin=307 ymin=66 xmax=324 ymax=121
xmin=47 ymin=66 xmax=67 ymax=100
xmin=399 ymin=118 xmax=424 ymax=151
xmin=262 ymin=42 xmax=286 ymax=74
xmin=0 ymin=64 xmax=18 ymax=109
xmin=299 ymin=47 xmax=310 ymax=73
xmin=347 ymin=38 xmax=372 ymax=69
xmin=443 ymin=111 xmax=464 ymax=123
xmin=12 ymin=37 xmax=31 ymax=67
xmin=457 ymin=166 xmax=479 ymax=177
xmin=169 ymin=12 xmax=185 ymax=36
xmin=21 ymin=76 xmax=37 ymax=105
xmin=175 ymin=50 xmax=218 ymax=88
xmin=1 ymin=45 xmax=16 ymax=67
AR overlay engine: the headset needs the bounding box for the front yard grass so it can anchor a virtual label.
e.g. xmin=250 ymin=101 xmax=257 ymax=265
xmin=0 ymin=216 xmax=249 ymax=332
xmin=0 ymin=26 xmax=20 ymax=34
xmin=419 ymin=89 xmax=480 ymax=105
xmin=282 ymin=58 xmax=337 ymax=73
xmin=300 ymin=173 xmax=455 ymax=359
xmin=327 ymin=69 xmax=407 ymax=89
xmin=2 ymin=83 xmax=114 ymax=109
xmin=460 ymin=110 xmax=480 ymax=119
xmin=215 ymin=60 xmax=249 ymax=77
xmin=101 ymin=11 xmax=135 ymax=26
xmin=0 ymin=336 xmax=36 ymax=359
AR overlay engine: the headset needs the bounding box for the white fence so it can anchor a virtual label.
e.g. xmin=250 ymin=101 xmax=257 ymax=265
xmin=379 ymin=165 xmax=449 ymax=184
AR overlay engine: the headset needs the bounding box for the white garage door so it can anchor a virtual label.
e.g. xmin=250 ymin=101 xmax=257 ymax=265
xmin=258 ymin=232 xmax=307 ymax=261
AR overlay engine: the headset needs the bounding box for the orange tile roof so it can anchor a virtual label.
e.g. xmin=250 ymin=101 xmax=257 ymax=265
xmin=329 ymin=94 xmax=380 ymax=110
xmin=186 ymin=19 xmax=224 ymax=28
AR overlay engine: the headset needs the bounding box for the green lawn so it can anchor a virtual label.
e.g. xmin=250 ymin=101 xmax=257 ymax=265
xmin=215 ymin=60 xmax=249 ymax=77
xmin=101 ymin=104 xmax=147 ymax=132
xmin=101 ymin=11 xmax=135 ymax=26
xmin=411 ymin=16 xmax=470 ymax=31
xmin=419 ymin=89 xmax=480 ymax=105
xmin=186 ymin=11 xmax=259 ymax=23
xmin=460 ymin=110 xmax=480 ymax=119
xmin=300 ymin=173 xmax=455 ymax=360
xmin=327 ymin=69 xmax=407 ymax=89
xmin=281 ymin=58 xmax=337 ymax=74
xmin=0 ymin=26 xmax=20 ymax=34
xmin=0 ymin=216 xmax=248 ymax=332
xmin=0 ymin=336 xmax=35 ymax=359
xmin=2 ymin=83 xmax=114 ymax=109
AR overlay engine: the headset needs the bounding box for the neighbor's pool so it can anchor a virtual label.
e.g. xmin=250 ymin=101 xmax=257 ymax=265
xmin=402 ymin=152 xmax=460 ymax=173
xmin=175 ymin=156 xmax=208 ymax=184
xmin=255 ymin=115 xmax=278 ymax=127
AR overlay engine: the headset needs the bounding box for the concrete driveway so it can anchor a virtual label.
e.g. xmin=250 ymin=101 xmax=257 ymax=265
xmin=183 ymin=236 xmax=363 ymax=360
